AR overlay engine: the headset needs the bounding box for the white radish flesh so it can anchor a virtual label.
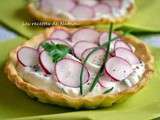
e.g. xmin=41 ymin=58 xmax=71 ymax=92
xmin=39 ymin=51 xmax=55 ymax=74
xmin=49 ymin=29 xmax=70 ymax=40
xmin=114 ymin=40 xmax=132 ymax=51
xmin=72 ymin=28 xmax=99 ymax=44
xmin=17 ymin=47 xmax=38 ymax=67
xmin=94 ymin=3 xmax=111 ymax=16
xmin=101 ymin=0 xmax=122 ymax=8
xmin=115 ymin=48 xmax=140 ymax=65
xmin=50 ymin=0 xmax=76 ymax=12
xmin=78 ymin=0 xmax=98 ymax=6
xmin=81 ymin=48 xmax=105 ymax=69
xmin=99 ymin=75 xmax=117 ymax=89
xmin=73 ymin=41 xmax=98 ymax=59
xmin=55 ymin=59 xmax=89 ymax=87
xmin=105 ymin=57 xmax=133 ymax=81
xmin=71 ymin=5 xmax=94 ymax=20
xmin=99 ymin=32 xmax=120 ymax=45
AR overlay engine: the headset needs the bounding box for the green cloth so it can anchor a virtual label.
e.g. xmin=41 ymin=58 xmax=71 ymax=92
xmin=0 ymin=0 xmax=160 ymax=38
xmin=0 ymin=38 xmax=160 ymax=120
xmin=0 ymin=0 xmax=160 ymax=120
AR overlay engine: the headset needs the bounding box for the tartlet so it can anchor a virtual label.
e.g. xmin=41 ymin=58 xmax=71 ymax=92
xmin=5 ymin=26 xmax=154 ymax=109
xmin=27 ymin=0 xmax=135 ymax=26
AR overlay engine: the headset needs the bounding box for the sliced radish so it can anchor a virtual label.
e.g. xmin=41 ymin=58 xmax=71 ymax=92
xmin=114 ymin=40 xmax=132 ymax=51
xmin=81 ymin=48 xmax=105 ymax=69
xmin=115 ymin=48 xmax=140 ymax=65
xmin=105 ymin=57 xmax=133 ymax=81
xmin=39 ymin=51 xmax=55 ymax=74
xmin=65 ymin=54 xmax=80 ymax=62
xmin=72 ymin=28 xmax=99 ymax=44
xmin=93 ymin=3 xmax=112 ymax=16
xmin=17 ymin=47 xmax=38 ymax=67
xmin=71 ymin=5 xmax=94 ymax=20
xmin=51 ymin=39 xmax=71 ymax=47
xmin=101 ymin=0 xmax=122 ymax=8
xmin=49 ymin=29 xmax=70 ymax=40
xmin=55 ymin=58 xmax=89 ymax=87
xmin=73 ymin=41 xmax=98 ymax=59
xmin=78 ymin=0 xmax=98 ymax=6
xmin=99 ymin=75 xmax=117 ymax=88
xmin=48 ymin=0 xmax=76 ymax=12
xmin=99 ymin=32 xmax=120 ymax=45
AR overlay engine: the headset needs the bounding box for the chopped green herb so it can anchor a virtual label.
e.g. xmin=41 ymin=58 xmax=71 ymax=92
xmin=42 ymin=42 xmax=70 ymax=63
xmin=103 ymin=87 xmax=114 ymax=94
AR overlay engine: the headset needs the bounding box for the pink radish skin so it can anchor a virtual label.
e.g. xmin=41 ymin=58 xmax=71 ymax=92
xmin=115 ymin=48 xmax=140 ymax=65
xmin=49 ymin=30 xmax=70 ymax=40
xmin=99 ymin=32 xmax=120 ymax=46
xmin=105 ymin=57 xmax=133 ymax=81
xmin=93 ymin=3 xmax=112 ymax=16
xmin=17 ymin=47 xmax=38 ymax=67
xmin=39 ymin=51 xmax=55 ymax=74
xmin=73 ymin=41 xmax=98 ymax=59
xmin=72 ymin=28 xmax=99 ymax=44
xmin=55 ymin=58 xmax=90 ymax=88
xmin=71 ymin=5 xmax=94 ymax=20
xmin=114 ymin=40 xmax=132 ymax=51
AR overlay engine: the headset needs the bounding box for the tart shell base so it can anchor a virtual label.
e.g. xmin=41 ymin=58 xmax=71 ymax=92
xmin=4 ymin=27 xmax=154 ymax=109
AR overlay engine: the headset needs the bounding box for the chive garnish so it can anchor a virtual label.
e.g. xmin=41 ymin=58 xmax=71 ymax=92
xmin=103 ymin=87 xmax=114 ymax=94
xmin=89 ymin=23 xmax=113 ymax=92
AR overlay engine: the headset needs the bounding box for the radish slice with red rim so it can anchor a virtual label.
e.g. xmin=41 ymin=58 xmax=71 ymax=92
xmin=55 ymin=58 xmax=89 ymax=88
xmin=81 ymin=48 xmax=105 ymax=69
xmin=93 ymin=3 xmax=112 ymax=16
xmin=71 ymin=5 xmax=94 ymax=20
xmin=115 ymin=48 xmax=140 ymax=65
xmin=99 ymin=75 xmax=117 ymax=88
xmin=65 ymin=54 xmax=80 ymax=62
xmin=51 ymin=39 xmax=71 ymax=47
xmin=105 ymin=57 xmax=133 ymax=81
xmin=73 ymin=41 xmax=98 ymax=59
xmin=78 ymin=0 xmax=98 ymax=6
xmin=46 ymin=0 xmax=76 ymax=12
xmin=39 ymin=51 xmax=55 ymax=74
xmin=99 ymin=32 xmax=120 ymax=46
xmin=101 ymin=0 xmax=122 ymax=8
xmin=17 ymin=47 xmax=38 ymax=67
xmin=72 ymin=28 xmax=99 ymax=44
xmin=114 ymin=40 xmax=132 ymax=51
xmin=49 ymin=29 xmax=70 ymax=40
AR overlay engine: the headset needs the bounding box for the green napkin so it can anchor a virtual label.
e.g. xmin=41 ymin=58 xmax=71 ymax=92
xmin=0 ymin=0 xmax=160 ymax=38
xmin=0 ymin=38 xmax=159 ymax=120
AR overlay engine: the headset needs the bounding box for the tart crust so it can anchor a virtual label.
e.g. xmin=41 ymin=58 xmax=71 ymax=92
xmin=27 ymin=2 xmax=135 ymax=26
xmin=4 ymin=26 xmax=154 ymax=109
